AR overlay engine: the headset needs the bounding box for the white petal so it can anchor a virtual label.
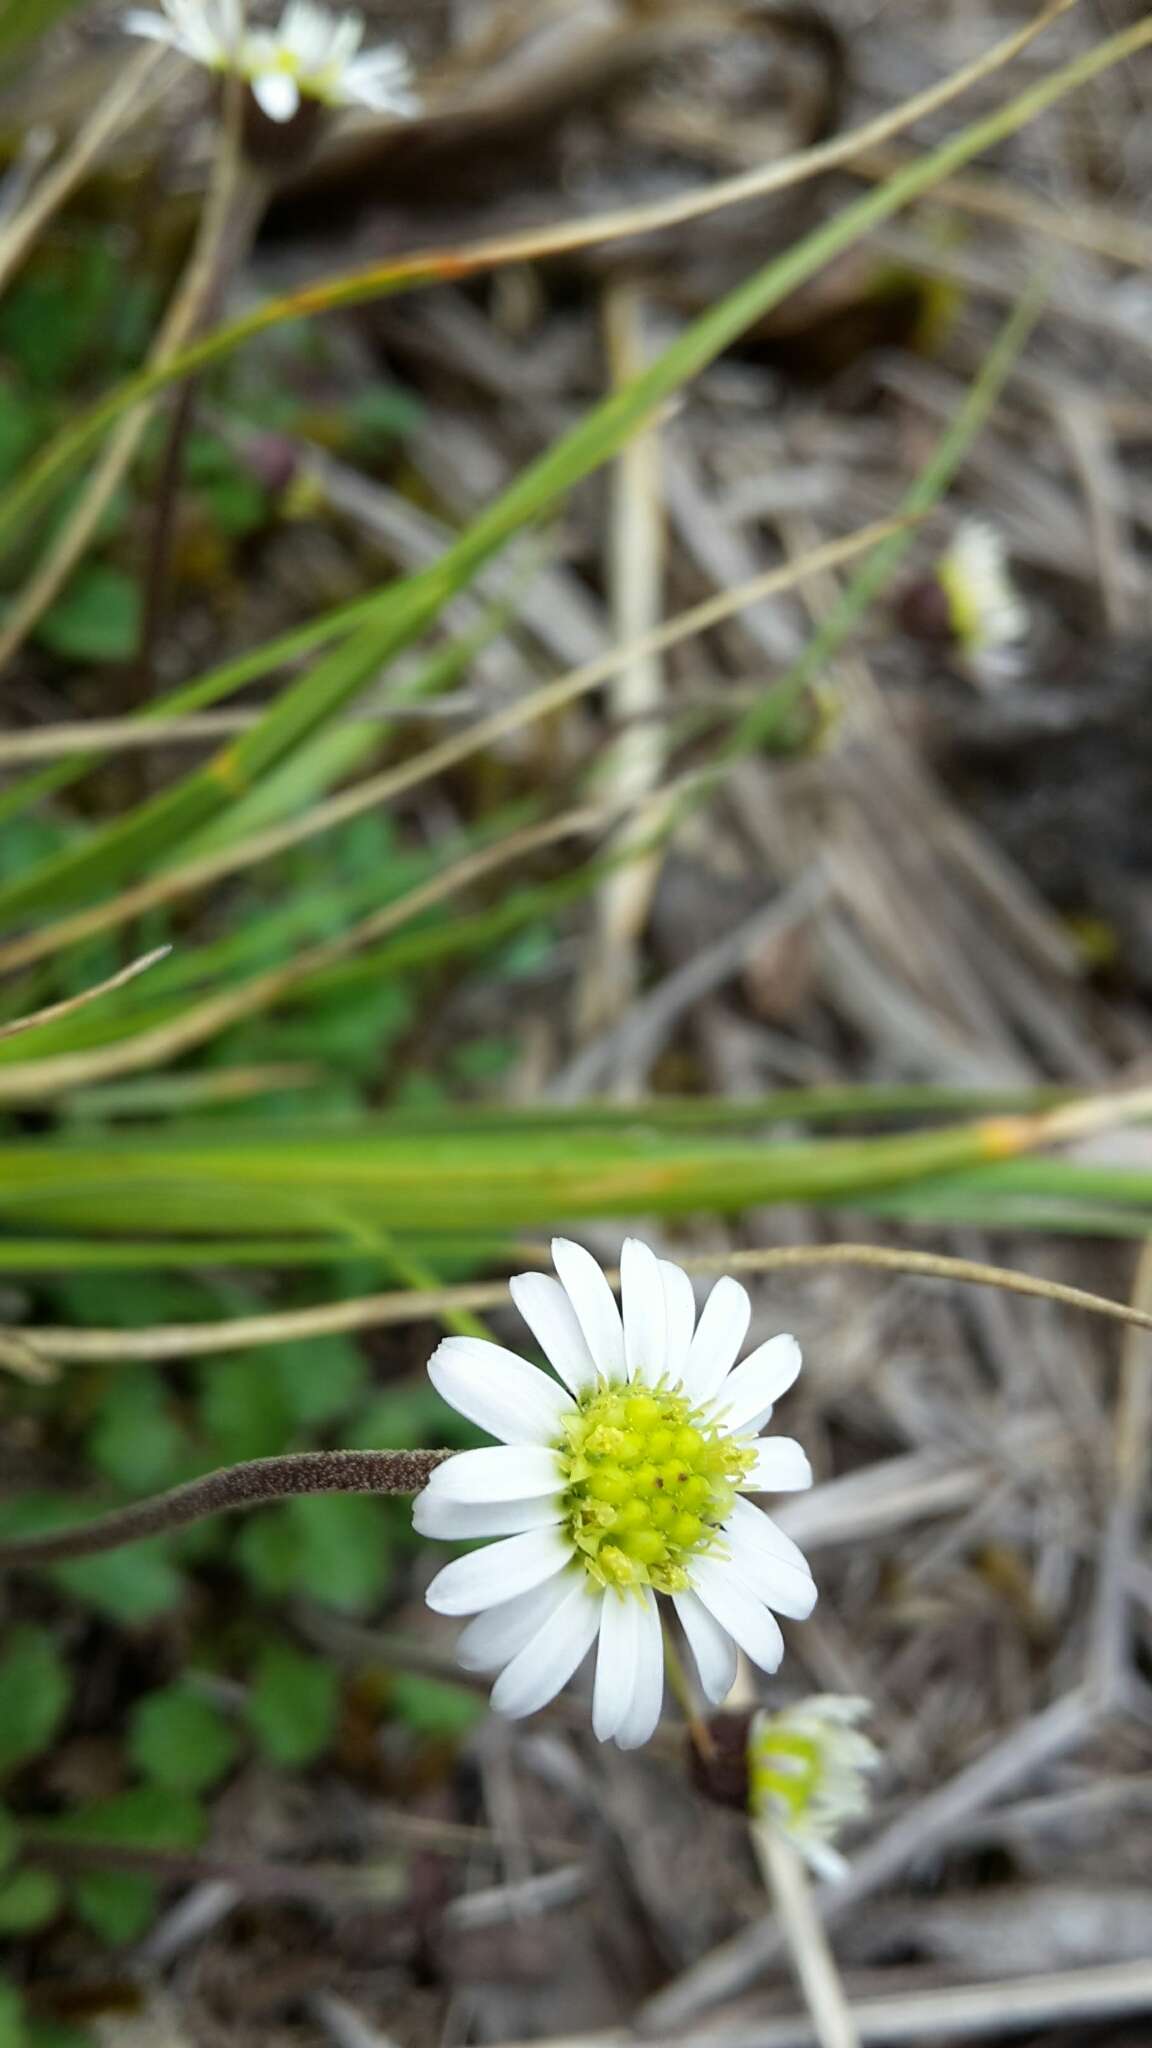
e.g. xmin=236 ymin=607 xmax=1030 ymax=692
xmin=621 ymin=1237 xmax=667 ymax=1385
xmin=615 ymin=1588 xmax=664 ymax=1749
xmin=123 ymin=11 xmax=179 ymax=43
xmin=428 ymin=1334 xmax=573 ymax=1446
xmin=455 ymin=1578 xmax=571 ymax=1673
xmin=683 ymin=1276 xmax=751 ymax=1404
xmin=800 ymin=1837 xmax=851 ymax=1885
xmin=726 ymin=1495 xmax=813 ymax=1581
xmin=489 ymin=1576 xmax=602 ymax=1719
xmin=725 ymin=1515 xmax=817 ymax=1621
xmin=420 ymin=1445 xmax=561 ymax=1504
xmin=742 ymin=1438 xmax=813 ymax=1494
xmin=425 ymin=1527 xmax=571 ymax=1616
xmin=715 ymin=1334 xmax=802 ymax=1434
xmin=412 ymin=1491 xmax=562 ymax=1541
xmin=509 ymin=1271 xmax=598 ymax=1395
xmin=551 ymin=1238 xmax=624 ymax=1380
xmin=342 ymin=58 xmax=418 ymax=113
xmin=660 ymin=1260 xmax=696 ymax=1390
xmin=672 ymin=1588 xmax=737 ymax=1706
xmin=690 ymin=1556 xmax=785 ymax=1674
xmin=592 ymin=1587 xmax=639 ymax=1742
xmin=251 ymin=67 xmax=301 ymax=119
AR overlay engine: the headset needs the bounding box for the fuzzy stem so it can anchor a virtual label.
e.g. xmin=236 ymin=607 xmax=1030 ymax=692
xmin=0 ymin=1448 xmax=452 ymax=1568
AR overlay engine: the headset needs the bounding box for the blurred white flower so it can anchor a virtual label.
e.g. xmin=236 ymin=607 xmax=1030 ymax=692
xmin=749 ymin=1694 xmax=879 ymax=1882
xmin=936 ymin=519 xmax=1028 ymax=663
xmin=124 ymin=0 xmax=417 ymax=123
xmin=416 ymin=1236 xmax=816 ymax=1750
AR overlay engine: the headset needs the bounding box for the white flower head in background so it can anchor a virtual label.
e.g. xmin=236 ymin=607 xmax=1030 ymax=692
xmin=935 ymin=519 xmax=1028 ymax=668
xmin=416 ymin=1237 xmax=816 ymax=1750
xmin=749 ymin=1694 xmax=879 ymax=1882
xmin=124 ymin=0 xmax=418 ymax=123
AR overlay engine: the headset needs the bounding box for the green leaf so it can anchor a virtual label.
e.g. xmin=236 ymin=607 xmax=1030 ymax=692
xmin=70 ymin=1870 xmax=157 ymax=1947
xmin=52 ymin=1542 xmax=183 ymax=1626
xmin=0 ymin=1866 xmax=61 ymax=1934
xmin=389 ymin=1674 xmax=484 ymax=1741
xmin=87 ymin=1379 xmax=185 ymax=1493
xmin=0 ymin=1978 xmax=27 ymax=2048
xmin=28 ymin=2025 xmax=95 ymax=2048
xmin=347 ymin=1383 xmax=482 ymax=1452
xmin=0 ymin=1627 xmax=70 ymax=1778
xmin=128 ymin=1688 xmax=239 ymax=1795
xmin=0 ymin=1809 xmax=19 ymax=1875
xmin=247 ymin=1643 xmax=338 ymax=1767
xmin=0 ymin=0 xmax=87 ymax=65
xmin=198 ymin=1355 xmax=293 ymax=1462
xmin=282 ymin=1495 xmax=392 ymax=1614
xmin=32 ymin=1786 xmax=205 ymax=1852
xmin=269 ymin=1333 xmax=367 ymax=1429
xmin=233 ymin=1508 xmax=301 ymax=1600
xmin=36 ymin=565 xmax=140 ymax=664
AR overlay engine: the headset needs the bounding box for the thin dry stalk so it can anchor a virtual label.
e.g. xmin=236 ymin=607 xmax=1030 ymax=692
xmin=0 ymin=110 xmax=262 ymax=671
xmin=0 ymin=945 xmax=169 ymax=1042
xmin=751 ymin=1826 xmax=860 ymax=2048
xmin=13 ymin=1242 xmax=1152 ymax=1367
xmin=578 ymin=281 xmax=669 ymax=1041
xmin=0 ymin=46 xmax=168 ymax=297
xmin=1089 ymin=1239 xmax=1152 ymax=1711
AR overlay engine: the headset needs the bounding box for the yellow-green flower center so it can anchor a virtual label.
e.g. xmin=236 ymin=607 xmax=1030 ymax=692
xmin=749 ymin=1728 xmax=822 ymax=1822
xmin=556 ymin=1382 xmax=754 ymax=1595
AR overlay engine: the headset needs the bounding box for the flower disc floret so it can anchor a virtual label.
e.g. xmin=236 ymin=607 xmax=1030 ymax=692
xmin=559 ymin=1383 xmax=755 ymax=1593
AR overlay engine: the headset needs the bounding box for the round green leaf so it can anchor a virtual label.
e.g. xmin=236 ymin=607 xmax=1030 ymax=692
xmin=128 ymin=1688 xmax=239 ymax=1795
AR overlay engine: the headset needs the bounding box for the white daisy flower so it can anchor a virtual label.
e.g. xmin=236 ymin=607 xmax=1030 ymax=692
xmin=749 ymin=1694 xmax=879 ymax=1883
xmin=415 ymin=1237 xmax=816 ymax=1750
xmin=935 ymin=519 xmax=1028 ymax=662
xmin=124 ymin=0 xmax=418 ymax=124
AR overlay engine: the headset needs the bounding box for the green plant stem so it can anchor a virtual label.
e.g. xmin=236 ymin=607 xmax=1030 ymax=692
xmin=661 ymin=1620 xmax=715 ymax=1761
xmin=0 ymin=1448 xmax=452 ymax=1568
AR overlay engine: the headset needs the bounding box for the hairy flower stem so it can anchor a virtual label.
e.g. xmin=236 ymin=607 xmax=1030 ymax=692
xmin=0 ymin=1448 xmax=452 ymax=1568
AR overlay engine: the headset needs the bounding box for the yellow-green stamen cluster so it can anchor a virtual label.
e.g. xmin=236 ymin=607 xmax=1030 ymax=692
xmin=749 ymin=1726 xmax=824 ymax=1825
xmin=557 ymin=1382 xmax=754 ymax=1594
